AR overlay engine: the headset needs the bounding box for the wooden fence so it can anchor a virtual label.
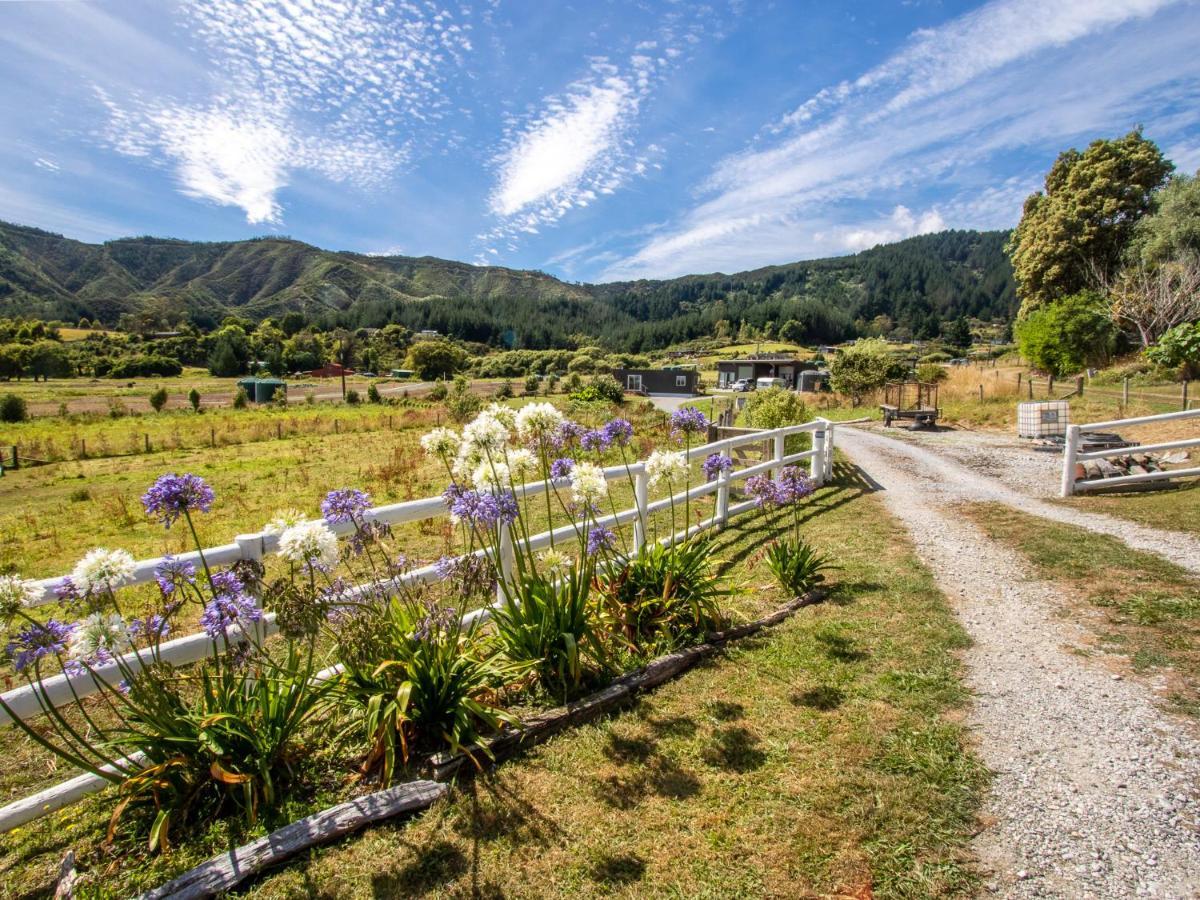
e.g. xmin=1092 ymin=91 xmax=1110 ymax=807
xmin=0 ymin=418 xmax=837 ymax=832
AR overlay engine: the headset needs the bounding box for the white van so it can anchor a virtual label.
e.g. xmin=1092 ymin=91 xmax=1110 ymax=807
xmin=755 ymin=376 xmax=787 ymax=390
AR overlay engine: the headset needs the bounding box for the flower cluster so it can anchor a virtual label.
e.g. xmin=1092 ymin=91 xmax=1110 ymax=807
xmin=279 ymin=520 xmax=341 ymax=571
xmin=587 ymin=525 xmax=616 ymax=555
xmin=645 ymin=450 xmax=689 ymax=488
xmin=70 ymin=548 xmax=136 ymax=596
xmin=6 ymin=619 xmax=73 ymax=672
xmin=263 ymin=508 xmax=305 ymax=536
xmin=420 ymin=426 xmax=460 ymax=458
xmin=321 ymin=488 xmax=372 ymax=525
xmin=670 ymin=406 xmax=710 ymax=438
xmin=154 ymin=556 xmax=196 ymax=598
xmin=745 ymin=467 xmax=815 ymax=507
xmin=68 ymin=612 xmax=131 ymax=669
xmin=602 ymin=418 xmax=634 ymax=447
xmin=199 ymin=570 xmax=263 ymax=639
xmin=515 ymin=402 xmax=564 ymax=440
xmin=569 ymin=462 xmax=608 ymax=507
xmin=549 ymin=457 xmax=574 ymax=479
xmin=141 ymin=473 xmax=215 ymax=528
xmin=701 ymin=453 xmax=733 ymax=480
xmin=0 ymin=574 xmax=40 ymax=623
xmin=443 ymin=485 xmax=519 ymax=528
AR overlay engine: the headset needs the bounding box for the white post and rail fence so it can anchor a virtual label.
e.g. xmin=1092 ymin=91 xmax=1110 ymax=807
xmin=1060 ymin=408 xmax=1200 ymax=497
xmin=0 ymin=418 xmax=836 ymax=834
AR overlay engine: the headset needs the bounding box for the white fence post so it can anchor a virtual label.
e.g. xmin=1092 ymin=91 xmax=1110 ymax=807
xmin=234 ymin=533 xmax=263 ymax=562
xmin=1061 ymin=424 xmax=1080 ymax=497
xmin=496 ymin=523 xmax=514 ymax=600
xmin=811 ymin=426 xmax=826 ymax=486
xmin=716 ymin=450 xmax=731 ymax=525
xmin=824 ymin=422 xmax=835 ymax=481
xmin=633 ymin=468 xmax=649 ymax=552
xmin=772 ymin=432 xmax=786 ymax=480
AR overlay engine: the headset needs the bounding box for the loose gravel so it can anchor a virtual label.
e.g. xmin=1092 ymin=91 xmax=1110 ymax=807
xmin=835 ymin=425 xmax=1200 ymax=899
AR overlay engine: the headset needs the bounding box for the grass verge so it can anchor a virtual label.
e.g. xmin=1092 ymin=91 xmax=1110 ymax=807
xmin=961 ymin=501 xmax=1200 ymax=717
xmin=1058 ymin=483 xmax=1199 ymax=537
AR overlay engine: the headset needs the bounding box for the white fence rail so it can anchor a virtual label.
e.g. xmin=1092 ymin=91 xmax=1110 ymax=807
xmin=1060 ymin=409 xmax=1200 ymax=496
xmin=0 ymin=418 xmax=836 ymax=832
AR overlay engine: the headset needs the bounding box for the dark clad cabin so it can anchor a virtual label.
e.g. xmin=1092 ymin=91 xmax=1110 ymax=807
xmin=612 ymin=368 xmax=699 ymax=396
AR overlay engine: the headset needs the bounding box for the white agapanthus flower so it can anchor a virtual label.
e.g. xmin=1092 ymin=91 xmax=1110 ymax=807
xmin=420 ymin=426 xmax=461 ymax=458
xmin=569 ymin=461 xmax=608 ymax=505
xmin=506 ymin=448 xmax=536 ymax=477
xmin=538 ymin=548 xmax=571 ymax=574
xmin=515 ymin=401 xmax=564 ymax=439
xmin=462 ymin=410 xmax=510 ymax=452
xmin=263 ymin=509 xmax=306 ymax=536
xmin=71 ymin=548 xmax=136 ymax=595
xmin=278 ymin=520 xmax=340 ymax=569
xmin=0 ymin=574 xmax=41 ymax=619
xmin=472 ymin=461 xmax=512 ymax=491
xmin=483 ymin=403 xmax=517 ymax=429
xmin=453 ymin=443 xmax=483 ymax=481
xmin=645 ymin=450 xmax=689 ymax=488
xmin=69 ymin=612 xmax=131 ymax=661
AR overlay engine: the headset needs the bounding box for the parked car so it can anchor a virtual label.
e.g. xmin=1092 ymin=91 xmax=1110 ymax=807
xmin=731 ymin=378 xmax=755 ymax=392
xmin=755 ymin=376 xmax=788 ymax=390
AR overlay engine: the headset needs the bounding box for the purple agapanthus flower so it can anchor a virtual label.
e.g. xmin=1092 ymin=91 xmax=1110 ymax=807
xmin=321 ymin=488 xmax=372 ymax=525
xmin=154 ymin=556 xmax=196 ymax=597
xmin=141 ymin=473 xmax=215 ymax=528
xmin=54 ymin=577 xmax=81 ymax=605
xmin=670 ymin=405 xmax=710 ymax=438
xmin=744 ymin=474 xmax=783 ymax=508
xmin=549 ymin=457 xmax=575 ymax=479
xmin=127 ymin=614 xmax=170 ymax=642
xmin=550 ymin=421 xmax=585 ymax=451
xmin=446 ymin=488 xmax=519 ymax=528
xmin=6 ymin=619 xmax=74 ymax=672
xmin=580 ymin=429 xmax=611 ymax=452
xmin=200 ymin=594 xmax=263 ymax=639
xmin=601 ymin=418 xmax=634 ymax=447
xmin=587 ymin=526 xmax=616 ymax=555
xmin=776 ymin=467 xmax=815 ymax=504
xmin=702 ymin=453 xmax=733 ymax=479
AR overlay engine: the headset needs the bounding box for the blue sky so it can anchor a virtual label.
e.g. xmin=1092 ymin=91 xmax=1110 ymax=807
xmin=2 ymin=0 xmax=1199 ymax=283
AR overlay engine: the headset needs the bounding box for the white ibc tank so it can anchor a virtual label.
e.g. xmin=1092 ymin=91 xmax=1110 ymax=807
xmin=1017 ymin=400 xmax=1070 ymax=438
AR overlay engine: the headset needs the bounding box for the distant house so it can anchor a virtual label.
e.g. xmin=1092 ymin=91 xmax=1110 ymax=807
xmin=413 ymin=329 xmax=441 ymax=341
xmin=715 ymin=355 xmax=816 ymax=389
xmin=310 ymin=363 xmax=355 ymax=378
xmin=612 ymin=367 xmax=698 ymax=396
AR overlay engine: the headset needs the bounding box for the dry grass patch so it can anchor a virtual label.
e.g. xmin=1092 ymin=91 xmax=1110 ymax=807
xmin=1059 ymin=482 xmax=1200 ymax=537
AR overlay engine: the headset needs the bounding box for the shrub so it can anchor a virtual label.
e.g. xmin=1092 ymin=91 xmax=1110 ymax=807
xmin=1015 ymin=290 xmax=1116 ymax=377
xmin=109 ymin=355 xmax=183 ymax=378
xmin=829 ymin=338 xmax=907 ymax=405
xmin=568 ymin=374 xmax=624 ymax=404
xmin=915 ymin=363 xmax=949 ymax=383
xmin=406 ymin=340 xmax=466 ymax=380
xmin=523 ymin=374 xmax=540 ymax=395
xmin=1145 ymin=321 xmax=1200 ymax=379
xmin=0 ymin=393 xmax=28 ymax=423
xmin=188 ymin=387 xmax=201 ymax=412
xmin=764 ymin=539 xmax=835 ymax=599
xmin=367 ymin=383 xmax=382 ymax=404
xmin=149 ymin=387 xmax=169 ymax=412
xmin=445 ymin=375 xmax=482 ymax=422
xmin=491 ymin=565 xmax=603 ymax=699
xmin=428 ymin=381 xmax=449 ymax=401
xmin=563 ymin=372 xmax=583 ymax=395
xmin=336 ymin=597 xmax=518 ymax=781
xmin=495 ymin=379 xmax=514 ymax=400
xmin=346 ymin=388 xmax=361 ymax=405
xmin=742 ymin=387 xmax=810 ymax=430
xmin=919 ymin=351 xmax=953 ymax=364
xmin=595 ymin=540 xmax=725 ymax=655
xmin=232 ymin=387 xmax=249 ymax=409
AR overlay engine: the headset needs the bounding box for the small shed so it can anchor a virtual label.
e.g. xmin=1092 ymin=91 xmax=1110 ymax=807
xmin=612 ymin=368 xmax=698 ymax=396
xmin=798 ymin=369 xmax=830 ymax=393
xmin=236 ymin=377 xmax=288 ymax=403
xmin=389 ymin=369 xmax=415 ymax=379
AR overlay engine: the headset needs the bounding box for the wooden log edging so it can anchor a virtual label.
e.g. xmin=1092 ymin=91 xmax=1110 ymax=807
xmin=427 ymin=588 xmax=825 ymax=781
xmin=137 ymin=780 xmax=447 ymax=900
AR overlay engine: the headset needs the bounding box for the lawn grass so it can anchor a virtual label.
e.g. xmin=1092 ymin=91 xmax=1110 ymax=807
xmin=1060 ymin=483 xmax=1199 ymax=537
xmin=0 ymin=466 xmax=987 ymax=899
xmin=960 ymin=501 xmax=1200 ymax=717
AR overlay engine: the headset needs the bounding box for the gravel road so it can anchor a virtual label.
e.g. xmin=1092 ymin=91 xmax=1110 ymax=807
xmin=835 ymin=424 xmax=1200 ymax=899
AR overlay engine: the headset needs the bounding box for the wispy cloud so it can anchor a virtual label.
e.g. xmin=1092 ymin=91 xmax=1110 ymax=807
xmin=603 ymin=0 xmax=1198 ymax=280
xmin=96 ymin=0 xmax=475 ymax=224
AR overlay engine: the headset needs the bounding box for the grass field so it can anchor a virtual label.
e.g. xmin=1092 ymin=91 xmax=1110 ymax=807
xmin=961 ymin=502 xmax=1200 ymax=718
xmin=0 ymin=465 xmax=988 ymax=899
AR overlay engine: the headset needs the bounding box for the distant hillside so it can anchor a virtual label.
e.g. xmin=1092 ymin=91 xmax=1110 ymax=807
xmin=0 ymin=220 xmax=1014 ymax=349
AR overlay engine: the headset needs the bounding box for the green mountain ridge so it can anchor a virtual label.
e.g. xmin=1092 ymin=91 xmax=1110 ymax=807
xmin=0 ymin=219 xmax=1015 ymax=348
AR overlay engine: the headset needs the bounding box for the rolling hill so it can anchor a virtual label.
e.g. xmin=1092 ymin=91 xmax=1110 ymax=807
xmin=0 ymin=220 xmax=1015 ymax=349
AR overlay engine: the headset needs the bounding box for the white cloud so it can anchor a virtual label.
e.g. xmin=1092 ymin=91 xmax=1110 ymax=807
xmin=33 ymin=157 xmax=59 ymax=172
xmin=603 ymin=0 xmax=1199 ymax=280
xmin=95 ymin=0 xmax=472 ymax=223
xmin=834 ymin=206 xmax=947 ymax=252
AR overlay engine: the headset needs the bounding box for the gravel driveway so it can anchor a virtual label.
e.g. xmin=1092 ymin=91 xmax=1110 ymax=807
xmin=835 ymin=425 xmax=1200 ymax=899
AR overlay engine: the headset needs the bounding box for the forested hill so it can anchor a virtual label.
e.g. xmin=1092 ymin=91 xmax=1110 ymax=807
xmin=0 ymin=220 xmax=1014 ymax=349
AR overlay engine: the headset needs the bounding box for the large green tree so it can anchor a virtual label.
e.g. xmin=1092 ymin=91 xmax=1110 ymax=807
xmin=1015 ymin=290 xmax=1116 ymax=377
xmin=1008 ymin=130 xmax=1173 ymax=316
xmin=1126 ymin=171 xmax=1200 ymax=267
